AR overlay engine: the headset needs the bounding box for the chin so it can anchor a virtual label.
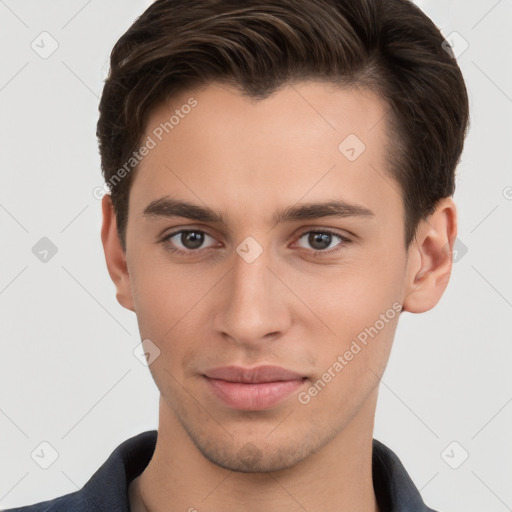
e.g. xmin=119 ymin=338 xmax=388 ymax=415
xmin=190 ymin=433 xmax=323 ymax=473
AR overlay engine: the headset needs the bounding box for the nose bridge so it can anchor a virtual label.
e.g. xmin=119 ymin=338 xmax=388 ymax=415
xmin=214 ymin=241 xmax=288 ymax=343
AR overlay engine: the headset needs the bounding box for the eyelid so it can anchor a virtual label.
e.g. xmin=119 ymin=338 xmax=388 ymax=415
xmin=294 ymin=226 xmax=352 ymax=240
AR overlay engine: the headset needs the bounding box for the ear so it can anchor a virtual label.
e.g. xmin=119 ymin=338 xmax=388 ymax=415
xmin=402 ymin=197 xmax=457 ymax=313
xmin=101 ymin=194 xmax=135 ymax=312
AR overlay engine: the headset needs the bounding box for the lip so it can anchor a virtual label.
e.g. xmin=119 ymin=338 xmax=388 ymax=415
xmin=204 ymin=365 xmax=304 ymax=383
xmin=203 ymin=365 xmax=307 ymax=411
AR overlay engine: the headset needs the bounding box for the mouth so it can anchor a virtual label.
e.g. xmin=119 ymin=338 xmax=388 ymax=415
xmin=203 ymin=365 xmax=307 ymax=411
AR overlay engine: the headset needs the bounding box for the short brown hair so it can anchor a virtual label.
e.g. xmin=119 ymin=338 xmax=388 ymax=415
xmin=97 ymin=0 xmax=470 ymax=252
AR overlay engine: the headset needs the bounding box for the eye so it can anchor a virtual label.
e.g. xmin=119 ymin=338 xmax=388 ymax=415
xmin=160 ymin=228 xmax=352 ymax=258
xmin=162 ymin=229 xmax=220 ymax=255
xmin=295 ymin=229 xmax=351 ymax=255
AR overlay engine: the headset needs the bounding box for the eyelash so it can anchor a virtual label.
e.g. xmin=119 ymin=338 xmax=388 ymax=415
xmin=161 ymin=228 xmax=352 ymax=258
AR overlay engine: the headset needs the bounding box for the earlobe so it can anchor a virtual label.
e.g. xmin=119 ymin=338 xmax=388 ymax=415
xmin=100 ymin=194 xmax=136 ymax=312
xmin=402 ymin=197 xmax=457 ymax=314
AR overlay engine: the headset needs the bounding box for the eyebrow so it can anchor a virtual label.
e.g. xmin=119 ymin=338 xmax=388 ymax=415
xmin=142 ymin=196 xmax=375 ymax=226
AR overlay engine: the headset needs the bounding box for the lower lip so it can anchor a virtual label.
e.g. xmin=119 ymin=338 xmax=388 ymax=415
xmin=205 ymin=377 xmax=306 ymax=411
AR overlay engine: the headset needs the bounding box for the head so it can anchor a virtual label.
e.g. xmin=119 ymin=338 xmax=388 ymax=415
xmin=98 ymin=0 xmax=469 ymax=472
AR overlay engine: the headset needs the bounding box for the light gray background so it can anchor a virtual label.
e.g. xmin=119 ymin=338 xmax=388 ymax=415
xmin=0 ymin=0 xmax=511 ymax=510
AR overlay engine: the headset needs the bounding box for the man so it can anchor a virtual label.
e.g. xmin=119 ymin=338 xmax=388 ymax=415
xmin=4 ymin=0 xmax=469 ymax=510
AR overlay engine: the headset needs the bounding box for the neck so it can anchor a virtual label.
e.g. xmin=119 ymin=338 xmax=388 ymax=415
xmin=131 ymin=389 xmax=380 ymax=512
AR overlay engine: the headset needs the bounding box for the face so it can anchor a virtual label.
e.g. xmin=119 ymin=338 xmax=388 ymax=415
xmin=109 ymin=81 xmax=419 ymax=472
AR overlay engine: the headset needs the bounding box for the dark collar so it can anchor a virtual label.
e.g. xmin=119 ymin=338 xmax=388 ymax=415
xmin=372 ymin=438 xmax=438 ymax=512
xmin=7 ymin=431 xmax=438 ymax=511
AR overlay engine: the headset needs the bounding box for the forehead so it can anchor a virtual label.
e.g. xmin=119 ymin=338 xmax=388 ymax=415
xmin=129 ymin=80 xmax=401 ymax=227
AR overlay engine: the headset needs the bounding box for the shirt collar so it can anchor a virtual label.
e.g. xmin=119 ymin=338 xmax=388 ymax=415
xmin=372 ymin=438 xmax=438 ymax=511
xmin=79 ymin=430 xmax=437 ymax=512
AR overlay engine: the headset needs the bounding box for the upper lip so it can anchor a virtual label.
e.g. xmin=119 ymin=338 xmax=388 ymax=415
xmin=204 ymin=365 xmax=304 ymax=383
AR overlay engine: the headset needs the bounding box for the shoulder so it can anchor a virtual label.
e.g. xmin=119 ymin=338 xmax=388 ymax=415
xmin=2 ymin=430 xmax=157 ymax=512
xmin=1 ymin=491 xmax=91 ymax=512
xmin=372 ymin=438 xmax=442 ymax=512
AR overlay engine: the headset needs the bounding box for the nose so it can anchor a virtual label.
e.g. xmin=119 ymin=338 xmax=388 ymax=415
xmin=212 ymin=241 xmax=291 ymax=348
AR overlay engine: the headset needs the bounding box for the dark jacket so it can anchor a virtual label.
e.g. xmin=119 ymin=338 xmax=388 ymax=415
xmin=3 ymin=430 xmax=439 ymax=512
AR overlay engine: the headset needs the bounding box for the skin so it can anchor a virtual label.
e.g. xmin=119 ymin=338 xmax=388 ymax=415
xmin=101 ymin=80 xmax=457 ymax=512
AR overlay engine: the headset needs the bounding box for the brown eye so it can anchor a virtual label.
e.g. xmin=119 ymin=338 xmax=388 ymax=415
xmin=162 ymin=229 xmax=219 ymax=255
xmin=307 ymin=232 xmax=333 ymax=250
xmin=296 ymin=230 xmax=347 ymax=252
xmin=179 ymin=231 xmax=205 ymax=249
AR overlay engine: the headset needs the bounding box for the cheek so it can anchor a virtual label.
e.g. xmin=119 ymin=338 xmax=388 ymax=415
xmin=297 ymin=254 xmax=404 ymax=332
xmin=298 ymin=300 xmax=400 ymax=418
xmin=289 ymin=250 xmax=405 ymax=384
xmin=128 ymin=257 xmax=222 ymax=357
xmin=130 ymin=255 xmax=198 ymax=326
